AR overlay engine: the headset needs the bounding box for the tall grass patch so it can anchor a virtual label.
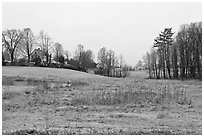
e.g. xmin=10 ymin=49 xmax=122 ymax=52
xmin=68 ymin=85 xmax=191 ymax=107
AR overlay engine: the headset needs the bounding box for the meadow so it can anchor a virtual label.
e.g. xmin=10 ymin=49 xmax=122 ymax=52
xmin=2 ymin=66 xmax=202 ymax=135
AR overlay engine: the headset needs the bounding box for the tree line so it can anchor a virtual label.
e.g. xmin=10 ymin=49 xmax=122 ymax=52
xmin=97 ymin=47 xmax=129 ymax=77
xmin=142 ymin=22 xmax=202 ymax=80
xmin=2 ymin=28 xmax=129 ymax=77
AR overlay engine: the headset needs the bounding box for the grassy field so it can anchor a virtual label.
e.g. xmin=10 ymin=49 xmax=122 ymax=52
xmin=2 ymin=66 xmax=202 ymax=135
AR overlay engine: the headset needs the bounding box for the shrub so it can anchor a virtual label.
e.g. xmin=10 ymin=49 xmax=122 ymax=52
xmin=58 ymin=55 xmax=65 ymax=64
xmin=18 ymin=58 xmax=26 ymax=66
xmin=31 ymin=56 xmax=41 ymax=66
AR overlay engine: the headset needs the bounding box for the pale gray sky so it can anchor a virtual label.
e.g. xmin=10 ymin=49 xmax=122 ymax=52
xmin=2 ymin=2 xmax=202 ymax=66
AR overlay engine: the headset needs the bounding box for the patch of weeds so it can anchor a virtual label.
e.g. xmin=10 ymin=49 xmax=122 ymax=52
xmin=2 ymin=80 xmax=13 ymax=86
xmin=157 ymin=112 xmax=167 ymax=119
xmin=71 ymin=80 xmax=88 ymax=87
xmin=67 ymin=84 xmax=192 ymax=109
xmin=15 ymin=76 xmax=25 ymax=81
xmin=3 ymin=103 xmax=21 ymax=111
xmin=3 ymin=92 xmax=27 ymax=111
xmin=33 ymin=87 xmax=47 ymax=94
xmin=109 ymin=114 xmax=127 ymax=118
xmin=3 ymin=129 xmax=48 ymax=135
xmin=3 ymin=127 xmax=198 ymax=135
xmin=176 ymin=95 xmax=192 ymax=105
xmin=2 ymin=92 xmax=21 ymax=100
xmin=67 ymin=90 xmax=158 ymax=106
xmin=150 ymin=130 xmax=175 ymax=135
xmin=27 ymin=94 xmax=59 ymax=107
xmin=153 ymin=85 xmax=192 ymax=107
xmin=25 ymin=87 xmax=62 ymax=109
xmin=68 ymin=96 xmax=90 ymax=106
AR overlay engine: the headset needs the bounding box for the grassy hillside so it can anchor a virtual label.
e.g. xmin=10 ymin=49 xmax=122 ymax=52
xmin=2 ymin=66 xmax=110 ymax=81
xmin=2 ymin=66 xmax=202 ymax=135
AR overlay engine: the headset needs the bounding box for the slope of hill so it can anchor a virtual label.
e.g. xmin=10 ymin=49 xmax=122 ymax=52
xmin=2 ymin=66 xmax=202 ymax=135
xmin=2 ymin=66 xmax=109 ymax=80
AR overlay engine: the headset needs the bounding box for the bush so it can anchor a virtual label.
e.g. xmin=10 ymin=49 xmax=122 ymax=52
xmin=18 ymin=58 xmax=26 ymax=66
xmin=31 ymin=56 xmax=41 ymax=66
xmin=58 ymin=55 xmax=65 ymax=64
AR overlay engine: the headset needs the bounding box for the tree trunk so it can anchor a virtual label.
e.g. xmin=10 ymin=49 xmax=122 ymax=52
xmin=166 ymin=61 xmax=171 ymax=79
xmin=163 ymin=59 xmax=166 ymax=78
xmin=107 ymin=68 xmax=110 ymax=77
xmin=46 ymin=55 xmax=49 ymax=64
xmin=120 ymin=67 xmax=122 ymax=77
xmin=10 ymin=52 xmax=14 ymax=65
xmin=27 ymin=55 xmax=30 ymax=63
xmin=155 ymin=62 xmax=158 ymax=78
xmin=148 ymin=66 xmax=151 ymax=78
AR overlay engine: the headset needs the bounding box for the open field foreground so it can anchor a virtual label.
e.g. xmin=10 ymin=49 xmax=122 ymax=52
xmin=2 ymin=66 xmax=202 ymax=135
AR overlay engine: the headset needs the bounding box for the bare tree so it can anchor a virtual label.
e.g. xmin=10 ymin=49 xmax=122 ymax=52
xmin=108 ymin=50 xmax=116 ymax=77
xmin=97 ymin=47 xmax=108 ymax=75
xmin=53 ymin=42 xmax=64 ymax=62
xmin=115 ymin=56 xmax=120 ymax=76
xmin=154 ymin=28 xmax=174 ymax=79
xmin=37 ymin=30 xmax=53 ymax=64
xmin=118 ymin=54 xmax=124 ymax=77
xmin=171 ymin=41 xmax=179 ymax=79
xmin=150 ymin=48 xmax=158 ymax=78
xmin=97 ymin=47 xmax=126 ymax=77
xmin=72 ymin=44 xmax=95 ymax=70
xmin=64 ymin=50 xmax=70 ymax=61
xmin=18 ymin=28 xmax=35 ymax=63
xmin=106 ymin=50 xmax=115 ymax=77
xmin=73 ymin=44 xmax=84 ymax=61
xmin=135 ymin=60 xmax=143 ymax=70
xmin=80 ymin=49 xmax=95 ymax=70
xmin=146 ymin=21 xmax=202 ymax=80
xmin=145 ymin=52 xmax=151 ymax=78
xmin=2 ymin=29 xmax=23 ymax=64
xmin=175 ymin=22 xmax=202 ymax=79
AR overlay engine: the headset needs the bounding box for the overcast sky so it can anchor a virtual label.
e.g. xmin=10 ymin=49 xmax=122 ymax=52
xmin=2 ymin=2 xmax=202 ymax=66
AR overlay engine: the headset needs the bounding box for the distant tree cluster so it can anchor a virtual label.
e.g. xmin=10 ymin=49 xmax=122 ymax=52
xmin=2 ymin=29 xmax=53 ymax=65
xmin=96 ymin=47 xmax=128 ymax=77
xmin=143 ymin=22 xmax=202 ymax=80
xmin=2 ymin=28 xmax=129 ymax=78
xmin=71 ymin=44 xmax=96 ymax=71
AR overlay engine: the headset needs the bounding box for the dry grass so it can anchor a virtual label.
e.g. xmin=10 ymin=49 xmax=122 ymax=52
xmin=2 ymin=67 xmax=202 ymax=135
xmin=2 ymin=128 xmax=176 ymax=135
xmin=2 ymin=91 xmax=21 ymax=100
xmin=68 ymin=85 xmax=191 ymax=107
